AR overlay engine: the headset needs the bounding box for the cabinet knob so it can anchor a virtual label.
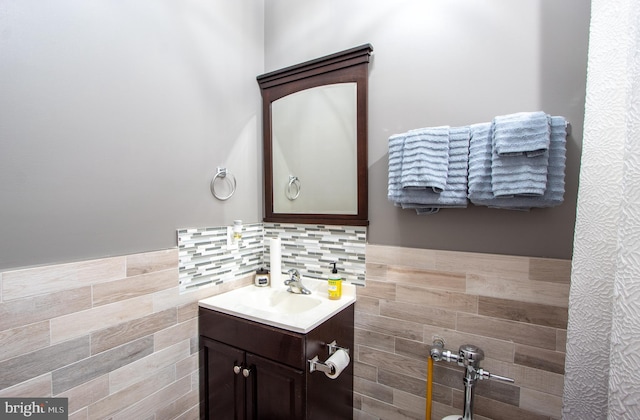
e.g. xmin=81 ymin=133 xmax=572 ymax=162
xmin=233 ymin=365 xmax=242 ymax=375
xmin=242 ymin=368 xmax=251 ymax=378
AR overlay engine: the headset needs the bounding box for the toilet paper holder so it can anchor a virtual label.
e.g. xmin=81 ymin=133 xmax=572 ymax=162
xmin=308 ymin=340 xmax=350 ymax=375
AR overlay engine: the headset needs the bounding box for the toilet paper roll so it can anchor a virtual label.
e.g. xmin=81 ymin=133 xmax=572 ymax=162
xmin=269 ymin=237 xmax=282 ymax=288
xmin=324 ymin=349 xmax=350 ymax=379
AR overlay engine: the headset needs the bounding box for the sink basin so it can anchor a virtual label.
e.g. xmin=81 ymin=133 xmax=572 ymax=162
xmin=199 ymin=277 xmax=356 ymax=333
xmin=247 ymin=289 xmax=322 ymax=314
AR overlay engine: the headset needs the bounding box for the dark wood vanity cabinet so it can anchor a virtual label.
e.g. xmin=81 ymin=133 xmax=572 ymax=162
xmin=201 ymin=338 xmax=304 ymax=419
xmin=199 ymin=304 xmax=354 ymax=420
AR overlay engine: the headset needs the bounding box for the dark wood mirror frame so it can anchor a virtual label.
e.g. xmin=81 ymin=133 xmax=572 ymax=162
xmin=257 ymin=44 xmax=373 ymax=226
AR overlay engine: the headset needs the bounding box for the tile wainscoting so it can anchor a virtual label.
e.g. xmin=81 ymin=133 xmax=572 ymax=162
xmin=0 ymin=249 xmax=252 ymax=420
xmin=0 ymin=222 xmax=366 ymax=419
xmin=354 ymin=245 xmax=570 ymax=420
xmin=1 ymin=242 xmax=569 ymax=420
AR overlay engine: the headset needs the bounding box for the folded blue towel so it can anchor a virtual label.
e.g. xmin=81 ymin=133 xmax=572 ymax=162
xmin=492 ymin=111 xmax=551 ymax=157
xmin=388 ymin=126 xmax=470 ymax=214
xmin=491 ymin=139 xmax=550 ymax=197
xmin=388 ymin=133 xmax=405 ymax=203
xmin=468 ymin=117 xmax=567 ymax=209
xmin=400 ymin=126 xmax=450 ymax=192
xmin=467 ymin=122 xmax=494 ymax=203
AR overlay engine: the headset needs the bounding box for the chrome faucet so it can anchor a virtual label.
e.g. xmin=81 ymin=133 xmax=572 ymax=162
xmin=284 ymin=269 xmax=311 ymax=295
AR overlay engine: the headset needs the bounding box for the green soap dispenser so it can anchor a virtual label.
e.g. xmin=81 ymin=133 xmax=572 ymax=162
xmin=328 ymin=262 xmax=342 ymax=300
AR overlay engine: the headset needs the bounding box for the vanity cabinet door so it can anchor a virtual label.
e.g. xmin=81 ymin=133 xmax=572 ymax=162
xmin=246 ymin=352 xmax=304 ymax=420
xmin=202 ymin=338 xmax=246 ymax=420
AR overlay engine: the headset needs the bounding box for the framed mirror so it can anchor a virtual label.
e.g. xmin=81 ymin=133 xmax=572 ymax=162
xmin=257 ymin=44 xmax=373 ymax=226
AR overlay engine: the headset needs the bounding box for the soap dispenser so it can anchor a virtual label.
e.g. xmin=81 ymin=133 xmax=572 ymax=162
xmin=328 ymin=262 xmax=342 ymax=300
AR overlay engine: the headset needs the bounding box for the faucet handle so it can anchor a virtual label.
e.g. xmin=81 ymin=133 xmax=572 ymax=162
xmin=477 ymin=368 xmax=514 ymax=383
xmin=287 ymin=268 xmax=300 ymax=280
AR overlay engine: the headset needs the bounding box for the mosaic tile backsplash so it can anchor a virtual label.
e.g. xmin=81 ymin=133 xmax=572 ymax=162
xmin=265 ymin=223 xmax=366 ymax=285
xmin=178 ymin=223 xmax=366 ymax=293
xmin=178 ymin=223 xmax=264 ymax=292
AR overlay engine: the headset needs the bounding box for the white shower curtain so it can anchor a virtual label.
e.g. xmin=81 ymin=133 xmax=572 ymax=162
xmin=565 ymin=0 xmax=640 ymax=418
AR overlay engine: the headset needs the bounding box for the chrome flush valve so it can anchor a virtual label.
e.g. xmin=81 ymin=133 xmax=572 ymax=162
xmin=459 ymin=344 xmax=484 ymax=369
xmin=457 ymin=344 xmax=514 ymax=383
xmin=430 ymin=341 xmax=514 ymax=420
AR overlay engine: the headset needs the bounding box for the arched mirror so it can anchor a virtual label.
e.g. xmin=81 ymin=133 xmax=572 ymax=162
xmin=257 ymin=44 xmax=373 ymax=226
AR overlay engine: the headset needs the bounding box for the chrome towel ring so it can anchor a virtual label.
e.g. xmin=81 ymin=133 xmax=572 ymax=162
xmin=286 ymin=175 xmax=301 ymax=200
xmin=211 ymin=167 xmax=236 ymax=201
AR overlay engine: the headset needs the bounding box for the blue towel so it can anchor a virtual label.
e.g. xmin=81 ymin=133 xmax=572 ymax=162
xmin=388 ymin=133 xmax=405 ymax=203
xmin=468 ymin=117 xmax=567 ymax=209
xmin=467 ymin=122 xmax=494 ymax=203
xmin=389 ymin=126 xmax=470 ymax=214
xmin=400 ymin=126 xmax=450 ymax=192
xmin=492 ymin=111 xmax=551 ymax=157
xmin=491 ymin=139 xmax=550 ymax=197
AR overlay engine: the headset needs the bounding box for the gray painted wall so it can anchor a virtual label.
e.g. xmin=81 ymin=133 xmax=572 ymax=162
xmin=265 ymin=0 xmax=590 ymax=259
xmin=0 ymin=0 xmax=264 ymax=270
xmin=1 ymin=0 xmax=590 ymax=271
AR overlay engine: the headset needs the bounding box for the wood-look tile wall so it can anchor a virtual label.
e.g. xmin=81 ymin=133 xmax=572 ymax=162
xmin=0 ymin=249 xmax=251 ymax=420
xmin=354 ymin=245 xmax=570 ymax=420
xmin=1 ymin=243 xmax=569 ymax=419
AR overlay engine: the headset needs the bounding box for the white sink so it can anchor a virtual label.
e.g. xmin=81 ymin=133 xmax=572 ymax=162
xmin=244 ymin=289 xmax=323 ymax=314
xmin=199 ymin=277 xmax=356 ymax=333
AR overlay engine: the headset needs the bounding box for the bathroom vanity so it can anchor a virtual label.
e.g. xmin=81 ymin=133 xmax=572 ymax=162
xmin=198 ymin=279 xmax=356 ymax=419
